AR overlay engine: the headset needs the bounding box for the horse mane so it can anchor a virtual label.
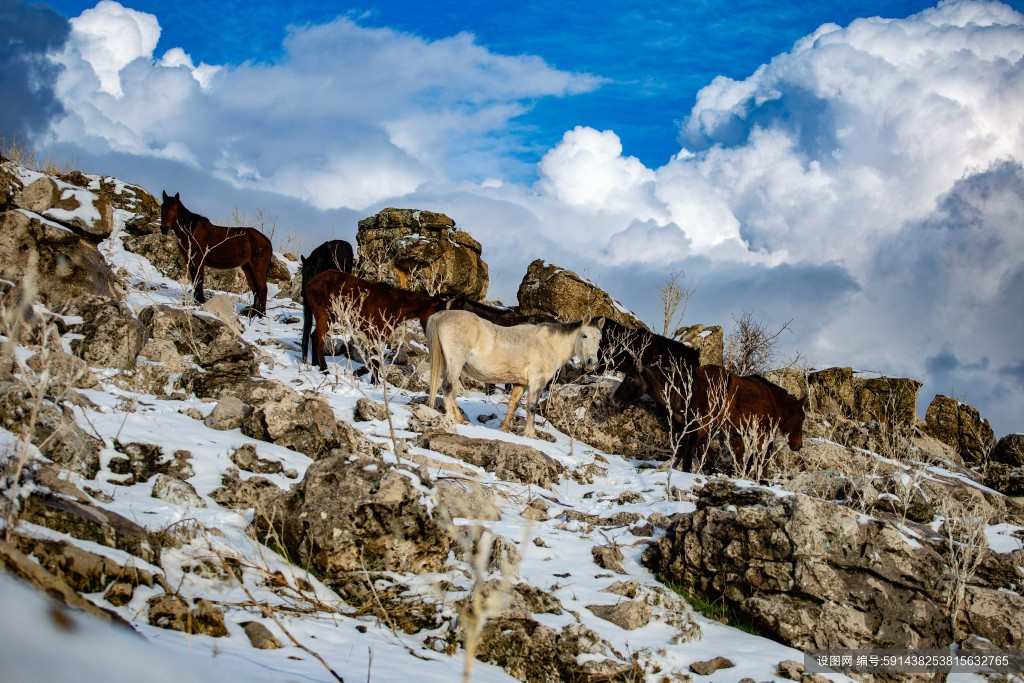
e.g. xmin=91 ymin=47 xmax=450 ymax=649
xmin=176 ymin=200 xmax=207 ymax=229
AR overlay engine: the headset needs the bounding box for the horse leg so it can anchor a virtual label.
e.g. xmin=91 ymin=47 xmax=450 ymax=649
xmin=442 ymin=355 xmax=469 ymax=425
xmin=313 ymin=313 xmax=328 ymax=372
xmin=240 ymin=263 xmax=264 ymax=318
xmin=301 ymin=300 xmax=312 ymax=362
xmin=499 ymin=384 xmax=526 ymax=433
xmin=522 ymin=382 xmax=544 ymax=438
xmin=190 ymin=261 xmax=207 ymax=304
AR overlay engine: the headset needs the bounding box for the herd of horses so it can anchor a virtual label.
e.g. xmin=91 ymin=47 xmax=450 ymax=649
xmin=159 ymin=193 xmax=805 ymax=472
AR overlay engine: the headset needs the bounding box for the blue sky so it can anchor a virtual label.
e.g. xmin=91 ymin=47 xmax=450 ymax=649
xmin=5 ymin=0 xmax=1024 ymax=435
xmin=41 ymin=0 xmax=951 ymax=173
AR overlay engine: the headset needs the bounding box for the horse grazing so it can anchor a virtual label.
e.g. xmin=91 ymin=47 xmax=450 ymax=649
xmin=300 ymin=240 xmax=355 ymax=363
xmin=160 ymin=192 xmax=273 ymax=316
xmin=427 ymin=310 xmax=604 ymax=438
xmin=304 ymin=270 xmax=447 ymax=372
xmin=614 ymin=363 xmax=804 ymax=472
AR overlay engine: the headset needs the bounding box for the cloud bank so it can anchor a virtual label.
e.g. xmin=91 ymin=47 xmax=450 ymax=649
xmin=28 ymin=0 xmax=1024 ymax=434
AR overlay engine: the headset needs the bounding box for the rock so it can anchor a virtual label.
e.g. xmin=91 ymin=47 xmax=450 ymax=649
xmin=108 ymin=440 xmax=169 ymax=485
xmin=104 ymin=580 xmax=135 ymax=606
xmin=586 ymin=600 xmax=653 ymax=630
xmin=802 ymin=367 xmax=922 ymax=426
xmin=204 ymin=395 xmax=250 ymax=430
xmin=26 ymin=349 xmax=98 ymax=389
xmin=643 ymin=480 xmax=1024 ymax=653
xmin=689 ymin=656 xmax=734 ymax=675
xmin=200 ymin=294 xmax=243 ymax=335
xmin=19 ymin=488 xmax=158 ymax=564
xmin=543 ymin=378 xmax=671 ymax=459
xmin=676 ymin=324 xmax=724 ymax=366
xmin=254 ymin=455 xmax=450 ymax=583
xmin=592 ymin=544 xmax=626 ymax=574
xmin=12 ymin=177 xmax=60 ymax=213
xmin=209 ymin=473 xmax=283 ymax=510
xmin=992 ymin=433 xmax=1024 ymax=467
xmin=0 ymin=385 xmax=102 ymax=478
xmin=240 ymin=621 xmax=282 ymax=649
xmin=354 ymin=397 xmax=390 ymax=422
xmin=776 ymin=659 xmax=804 ymax=681
xmin=355 ymin=207 xmax=488 ymax=299
xmin=11 ymin=533 xmax=153 ymax=596
xmin=229 ymin=443 xmax=283 ymax=475
xmin=925 ymin=395 xmax=996 ymax=464
xmin=435 ymin=478 xmax=501 ymax=520
xmin=242 ymin=393 xmax=351 ymax=460
xmin=417 ymin=432 xmax=564 ymax=487
xmin=147 ymin=594 xmax=228 ymax=637
xmin=517 ymin=259 xmax=645 ymax=328
xmin=151 ymin=474 xmax=206 ymax=508
xmin=407 ymin=402 xmax=456 ymax=434
xmin=0 ymin=209 xmax=124 ymax=306
xmin=475 ymin=615 xmax=631 ymax=683
xmin=984 ymin=462 xmax=1024 ymax=496
xmin=61 ymin=297 xmax=147 ymax=369
xmin=138 ymin=304 xmax=258 ymax=396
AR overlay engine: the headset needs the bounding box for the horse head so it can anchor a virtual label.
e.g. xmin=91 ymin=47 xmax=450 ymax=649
xmin=160 ymin=191 xmax=182 ymax=236
xmin=612 ymin=366 xmax=650 ymax=405
xmin=575 ymin=317 xmax=605 ymax=371
xmin=784 ymin=396 xmax=808 ymax=451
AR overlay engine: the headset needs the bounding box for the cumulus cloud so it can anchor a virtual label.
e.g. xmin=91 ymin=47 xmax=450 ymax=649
xmin=48 ymin=3 xmax=601 ymax=209
xmin=30 ymin=0 xmax=1024 ymax=434
xmin=0 ymin=0 xmax=69 ymax=141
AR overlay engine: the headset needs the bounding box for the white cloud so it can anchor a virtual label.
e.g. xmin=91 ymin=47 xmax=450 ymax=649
xmin=68 ymin=0 xmax=159 ymax=97
xmin=41 ymin=0 xmax=1024 ymax=434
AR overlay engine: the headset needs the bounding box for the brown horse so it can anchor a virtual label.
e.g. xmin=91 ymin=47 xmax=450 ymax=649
xmin=304 ymin=270 xmax=448 ymax=372
xmin=160 ymin=192 xmax=273 ymax=316
xmin=300 ymin=239 xmax=355 ymax=362
xmin=614 ymin=363 xmax=804 ymax=472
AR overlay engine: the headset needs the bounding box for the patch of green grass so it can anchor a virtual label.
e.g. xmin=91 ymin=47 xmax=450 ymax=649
xmin=666 ymin=580 xmax=764 ymax=637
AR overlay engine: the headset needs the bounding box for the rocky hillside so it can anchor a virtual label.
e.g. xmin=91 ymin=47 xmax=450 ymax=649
xmin=1 ymin=158 xmax=1022 ymax=683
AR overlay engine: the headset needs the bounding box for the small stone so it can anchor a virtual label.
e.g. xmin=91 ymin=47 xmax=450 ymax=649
xmin=104 ymin=581 xmax=134 ymax=607
xmin=204 ymin=396 xmax=250 ymax=431
xmin=230 ymin=443 xmax=284 ymax=475
xmin=151 ymin=474 xmax=206 ymax=508
xmin=591 ymin=544 xmax=626 ymax=574
xmin=354 ymin=397 xmax=390 ymax=422
xmin=776 ymin=659 xmax=804 ymax=681
xmin=240 ymin=620 xmax=282 ymax=649
xmin=689 ymin=656 xmax=734 ymax=675
xmin=523 ymin=498 xmax=550 ymax=521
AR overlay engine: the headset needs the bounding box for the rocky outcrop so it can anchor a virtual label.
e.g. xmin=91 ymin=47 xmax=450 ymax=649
xmin=767 ymin=366 xmax=922 ymax=426
xmin=0 ymin=385 xmax=103 ymax=478
xmin=516 ymin=259 xmax=645 ymax=328
xmin=643 ymin=480 xmax=1024 ymax=652
xmin=138 ymin=304 xmax=258 ymax=397
xmin=992 ymin=434 xmax=1024 ymax=467
xmin=255 ymin=455 xmax=450 ymax=583
xmin=543 ymin=378 xmax=672 ymax=459
xmin=242 ymin=392 xmax=352 ymax=460
xmin=59 ymin=297 xmax=147 ymax=370
xmin=925 ymin=395 xmax=997 ymax=465
xmin=0 ymin=209 xmax=124 ymax=305
xmin=675 ymin=324 xmax=724 ymax=365
xmin=355 ymin=207 xmax=488 ymax=299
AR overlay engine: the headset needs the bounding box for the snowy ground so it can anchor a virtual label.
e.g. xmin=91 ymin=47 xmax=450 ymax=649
xmin=4 ymin=186 xmax=1017 ymax=682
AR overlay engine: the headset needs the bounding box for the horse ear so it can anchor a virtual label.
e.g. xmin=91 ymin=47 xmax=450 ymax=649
xmin=300 ymin=256 xmax=306 ymax=265
xmin=174 ymin=192 xmax=180 ymax=199
xmin=162 ymin=190 xmax=168 ymax=201
xmin=595 ymin=317 xmax=605 ymax=329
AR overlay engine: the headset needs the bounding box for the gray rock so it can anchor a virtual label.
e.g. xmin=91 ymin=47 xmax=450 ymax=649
xmin=418 ymin=432 xmax=564 ymax=487
xmin=204 ymin=395 xmax=250 ymax=431
xmin=689 ymin=656 xmax=734 ymax=675
xmin=151 ymin=474 xmax=206 ymax=508
xmin=240 ymin=620 xmax=282 ymax=649
xmin=435 ymin=478 xmax=500 ymax=520
xmin=354 ymin=397 xmax=390 ymax=422
xmin=229 ymin=443 xmax=283 ymax=475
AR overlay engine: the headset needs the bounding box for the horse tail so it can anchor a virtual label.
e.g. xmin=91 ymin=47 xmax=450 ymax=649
xmin=427 ymin=313 xmax=445 ymax=408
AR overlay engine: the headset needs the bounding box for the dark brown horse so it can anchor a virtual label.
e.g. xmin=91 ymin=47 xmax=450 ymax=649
xmin=160 ymin=192 xmax=273 ymax=316
xmin=614 ymin=363 xmax=804 ymax=472
xmin=304 ymin=270 xmax=448 ymax=372
xmin=300 ymin=239 xmax=355 ymax=362
xmin=599 ymin=319 xmax=700 ymax=376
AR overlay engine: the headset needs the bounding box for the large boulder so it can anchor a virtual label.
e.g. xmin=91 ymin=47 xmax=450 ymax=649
xmin=355 ymin=207 xmax=488 ymax=299
xmin=138 ymin=304 xmax=258 ymax=396
xmin=543 ymin=378 xmax=672 ymax=459
xmin=242 ymin=393 xmax=352 ymax=460
xmin=417 ymin=432 xmax=564 ymax=487
xmin=924 ymin=395 xmax=996 ymax=465
xmin=0 ymin=209 xmax=123 ymax=305
xmin=643 ymin=480 xmax=1024 ymax=651
xmin=992 ymin=434 xmax=1024 ymax=467
xmin=254 ymin=455 xmax=451 ymax=584
xmin=777 ymin=367 xmax=922 ymax=426
xmin=517 ymin=259 xmax=645 ymax=328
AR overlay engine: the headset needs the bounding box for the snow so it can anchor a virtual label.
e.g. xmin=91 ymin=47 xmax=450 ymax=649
xmin=1 ymin=165 xmax=1014 ymax=682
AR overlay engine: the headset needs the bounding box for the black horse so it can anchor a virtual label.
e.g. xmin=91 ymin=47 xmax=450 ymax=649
xmin=300 ymin=239 xmax=355 ymax=362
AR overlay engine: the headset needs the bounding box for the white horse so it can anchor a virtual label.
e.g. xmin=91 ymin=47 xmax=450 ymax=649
xmin=427 ymin=310 xmax=604 ymax=438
